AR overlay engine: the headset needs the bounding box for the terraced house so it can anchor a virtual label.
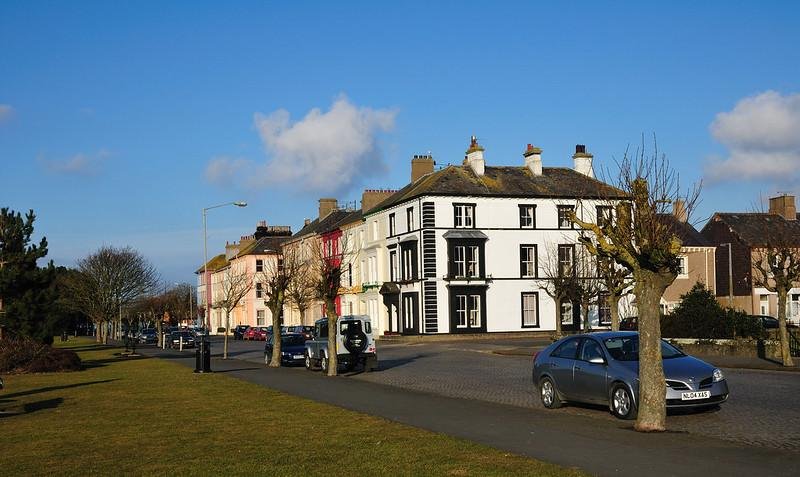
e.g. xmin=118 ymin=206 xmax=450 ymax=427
xmin=364 ymin=137 xmax=629 ymax=335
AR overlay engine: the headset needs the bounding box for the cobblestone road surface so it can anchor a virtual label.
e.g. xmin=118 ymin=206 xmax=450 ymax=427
xmin=216 ymin=336 xmax=800 ymax=452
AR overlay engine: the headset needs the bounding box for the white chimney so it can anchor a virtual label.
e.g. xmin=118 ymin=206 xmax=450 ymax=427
xmin=523 ymin=143 xmax=543 ymax=176
xmin=573 ymin=144 xmax=594 ymax=177
xmin=465 ymin=135 xmax=485 ymax=176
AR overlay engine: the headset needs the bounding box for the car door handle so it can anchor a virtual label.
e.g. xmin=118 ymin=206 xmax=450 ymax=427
xmin=550 ymin=362 xmax=559 ymax=368
xmin=574 ymin=366 xmax=581 ymax=371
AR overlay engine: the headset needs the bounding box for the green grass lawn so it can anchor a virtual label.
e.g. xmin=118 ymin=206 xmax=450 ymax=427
xmin=0 ymin=338 xmax=584 ymax=476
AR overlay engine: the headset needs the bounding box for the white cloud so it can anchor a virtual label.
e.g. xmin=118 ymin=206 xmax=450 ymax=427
xmin=705 ymin=91 xmax=800 ymax=183
xmin=39 ymin=150 xmax=110 ymax=176
xmin=0 ymin=104 xmax=14 ymax=123
xmin=250 ymin=96 xmax=396 ymax=193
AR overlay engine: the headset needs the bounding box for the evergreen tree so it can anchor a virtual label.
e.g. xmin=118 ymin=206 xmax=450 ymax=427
xmin=0 ymin=208 xmax=57 ymax=343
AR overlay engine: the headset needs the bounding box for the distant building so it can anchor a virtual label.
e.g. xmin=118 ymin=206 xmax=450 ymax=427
xmin=701 ymin=194 xmax=800 ymax=323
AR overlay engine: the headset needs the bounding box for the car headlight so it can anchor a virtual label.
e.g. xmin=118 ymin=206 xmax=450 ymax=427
xmin=713 ymin=368 xmax=724 ymax=382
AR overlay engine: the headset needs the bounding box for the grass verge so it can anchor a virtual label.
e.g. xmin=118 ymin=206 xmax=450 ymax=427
xmin=0 ymin=338 xmax=584 ymax=476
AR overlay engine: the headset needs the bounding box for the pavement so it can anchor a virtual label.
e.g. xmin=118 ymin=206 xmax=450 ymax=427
xmin=141 ymin=344 xmax=800 ymax=477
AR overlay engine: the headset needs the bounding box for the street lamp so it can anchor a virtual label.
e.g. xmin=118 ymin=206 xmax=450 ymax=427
xmin=199 ymin=201 xmax=247 ymax=373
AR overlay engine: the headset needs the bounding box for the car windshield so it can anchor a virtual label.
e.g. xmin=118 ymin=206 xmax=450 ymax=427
xmin=281 ymin=335 xmax=305 ymax=346
xmin=603 ymin=336 xmax=684 ymax=361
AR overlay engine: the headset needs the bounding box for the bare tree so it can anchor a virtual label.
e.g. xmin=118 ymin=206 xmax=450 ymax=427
xmin=752 ymin=246 xmax=798 ymax=366
xmin=540 ymin=243 xmax=578 ymax=339
xmin=310 ymin=233 xmax=351 ymax=376
xmin=597 ymin=256 xmax=633 ymax=331
xmin=286 ymin=254 xmax=317 ymax=326
xmin=571 ymin=139 xmax=700 ymax=432
xmin=257 ymin=247 xmax=300 ymax=367
xmin=66 ymin=246 xmax=159 ymax=344
xmin=212 ymin=265 xmax=253 ymax=359
xmin=573 ymin=253 xmax=602 ymax=333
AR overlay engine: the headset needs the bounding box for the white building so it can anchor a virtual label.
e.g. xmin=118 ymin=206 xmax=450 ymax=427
xmin=363 ymin=138 xmax=629 ymax=334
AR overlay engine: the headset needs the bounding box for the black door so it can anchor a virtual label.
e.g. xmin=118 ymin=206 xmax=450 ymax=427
xmin=401 ymin=292 xmax=419 ymax=335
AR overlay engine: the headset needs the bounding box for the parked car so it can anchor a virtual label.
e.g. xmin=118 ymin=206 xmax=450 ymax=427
xmin=245 ymin=326 xmax=271 ymax=341
xmin=233 ymin=325 xmax=250 ymax=340
xmin=168 ymin=331 xmax=196 ymax=349
xmin=532 ymin=331 xmax=729 ymax=420
xmin=138 ymin=329 xmax=158 ymax=344
xmin=749 ymin=315 xmax=798 ymax=329
xmin=619 ymin=317 xmax=638 ymax=331
xmin=285 ymin=325 xmax=314 ymax=340
xmin=264 ymin=333 xmax=308 ymax=366
xmin=305 ymin=315 xmax=378 ymax=372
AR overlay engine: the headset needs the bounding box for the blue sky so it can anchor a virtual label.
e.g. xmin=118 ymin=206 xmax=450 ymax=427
xmin=2 ymin=1 xmax=799 ymax=284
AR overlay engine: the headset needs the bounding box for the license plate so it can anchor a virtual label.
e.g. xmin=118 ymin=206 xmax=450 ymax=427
xmin=293 ymin=355 xmax=304 ymax=359
xmin=681 ymin=391 xmax=711 ymax=401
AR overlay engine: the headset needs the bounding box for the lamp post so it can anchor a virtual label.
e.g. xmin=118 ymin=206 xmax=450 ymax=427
xmin=721 ymin=243 xmax=734 ymax=308
xmin=198 ymin=201 xmax=247 ymax=373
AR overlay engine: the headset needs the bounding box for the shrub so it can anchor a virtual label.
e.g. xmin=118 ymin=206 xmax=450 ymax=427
xmin=0 ymin=338 xmax=81 ymax=373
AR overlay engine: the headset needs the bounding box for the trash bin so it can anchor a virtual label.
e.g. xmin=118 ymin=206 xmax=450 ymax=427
xmin=194 ymin=339 xmax=212 ymax=373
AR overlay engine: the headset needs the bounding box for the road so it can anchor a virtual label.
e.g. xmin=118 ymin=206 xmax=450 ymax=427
xmin=211 ymin=335 xmax=800 ymax=453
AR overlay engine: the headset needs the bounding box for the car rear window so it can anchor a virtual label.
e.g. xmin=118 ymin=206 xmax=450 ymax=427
xmin=551 ymin=338 xmax=579 ymax=359
xmin=282 ymin=335 xmax=305 ymax=346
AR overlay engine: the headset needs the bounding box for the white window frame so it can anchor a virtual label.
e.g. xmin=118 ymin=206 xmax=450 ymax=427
xmin=467 ymin=245 xmax=479 ymax=278
xmin=454 ymin=246 xmax=466 ymax=277
xmin=454 ymin=204 xmax=475 ymax=228
xmin=519 ymin=205 xmax=535 ymax=229
xmin=256 ymin=310 xmax=265 ymax=326
xmin=522 ymin=292 xmax=538 ymax=327
xmin=558 ymin=205 xmax=575 ymax=229
xmin=521 ymin=245 xmax=536 ymax=278
xmin=677 ymin=255 xmax=689 ymax=279
xmin=468 ymin=295 xmax=481 ymax=327
xmin=456 ymin=295 xmax=468 ymax=328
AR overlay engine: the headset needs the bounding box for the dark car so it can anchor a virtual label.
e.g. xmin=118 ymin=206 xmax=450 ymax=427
xmin=619 ymin=317 xmax=638 ymax=331
xmin=284 ymin=325 xmax=314 ymax=340
xmin=168 ymin=331 xmax=195 ymax=349
xmin=749 ymin=315 xmax=797 ymax=329
xmin=138 ymin=329 xmax=158 ymax=344
xmin=532 ymin=331 xmax=729 ymax=420
xmin=233 ymin=325 xmax=250 ymax=340
xmin=264 ymin=333 xmax=307 ymax=366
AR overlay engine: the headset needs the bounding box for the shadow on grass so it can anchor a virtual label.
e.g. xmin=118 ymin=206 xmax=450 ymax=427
xmin=0 ymin=397 xmax=65 ymax=418
xmin=0 ymin=379 xmax=119 ymax=401
xmin=81 ymin=354 xmax=150 ymax=370
xmin=59 ymin=344 xmax=118 ymax=353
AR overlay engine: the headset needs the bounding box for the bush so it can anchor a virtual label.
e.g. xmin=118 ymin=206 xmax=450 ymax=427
xmin=0 ymin=338 xmax=81 ymax=373
xmin=661 ymin=283 xmax=765 ymax=340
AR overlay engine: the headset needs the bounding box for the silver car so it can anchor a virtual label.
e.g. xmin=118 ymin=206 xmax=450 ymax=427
xmin=532 ymin=331 xmax=729 ymax=419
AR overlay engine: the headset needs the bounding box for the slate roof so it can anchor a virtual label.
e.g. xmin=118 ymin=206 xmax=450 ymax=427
xmin=237 ymin=235 xmax=292 ymax=255
xmin=656 ymin=214 xmax=712 ymax=247
xmin=364 ymin=165 xmax=628 ymax=215
xmin=292 ymin=209 xmax=362 ymax=240
xmin=706 ymin=213 xmax=800 ymax=247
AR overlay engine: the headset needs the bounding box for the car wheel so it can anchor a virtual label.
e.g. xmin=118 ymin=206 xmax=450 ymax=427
xmin=264 ymin=352 xmax=271 ymax=366
xmin=611 ymin=384 xmax=637 ymax=420
xmin=539 ymin=377 xmax=562 ymax=409
xmin=304 ymin=351 xmax=313 ymax=370
xmin=320 ymin=354 xmax=328 ymax=373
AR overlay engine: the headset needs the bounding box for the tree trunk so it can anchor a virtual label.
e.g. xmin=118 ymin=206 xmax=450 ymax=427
xmin=554 ymin=297 xmax=562 ymax=339
xmin=326 ymin=299 xmax=338 ymax=376
xmin=777 ymin=289 xmax=795 ymax=367
xmin=582 ymin=301 xmax=591 ymax=332
xmin=299 ymin=306 xmax=306 ymax=326
xmin=270 ymin=301 xmax=283 ymax=368
xmin=610 ymin=294 xmax=621 ymax=331
xmin=95 ymin=320 xmax=101 ymax=343
xmin=633 ymin=269 xmax=672 ymax=432
xmin=223 ymin=310 xmax=230 ymax=359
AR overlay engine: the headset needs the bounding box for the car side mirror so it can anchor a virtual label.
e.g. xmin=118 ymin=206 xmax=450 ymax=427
xmin=589 ymin=356 xmax=605 ymax=365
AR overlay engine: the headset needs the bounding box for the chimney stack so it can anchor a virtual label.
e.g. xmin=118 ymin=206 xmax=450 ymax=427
xmin=465 ymin=136 xmax=485 ymax=176
xmin=673 ymin=200 xmax=688 ymax=223
xmin=411 ymin=154 xmax=435 ymax=182
xmin=361 ymin=189 xmax=397 ymax=213
xmin=318 ymin=198 xmax=338 ymax=219
xmin=304 ymin=218 xmax=311 ymax=226
xmin=523 ymin=143 xmax=543 ymax=176
xmin=769 ymin=194 xmax=797 ymax=221
xmin=573 ymin=144 xmax=594 ymax=177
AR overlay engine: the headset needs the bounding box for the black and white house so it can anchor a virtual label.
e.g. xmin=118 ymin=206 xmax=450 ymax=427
xmin=364 ymin=137 xmax=629 ymax=334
